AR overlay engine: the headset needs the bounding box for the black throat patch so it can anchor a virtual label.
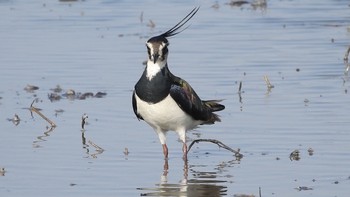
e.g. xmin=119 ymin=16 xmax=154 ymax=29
xmin=135 ymin=66 xmax=172 ymax=104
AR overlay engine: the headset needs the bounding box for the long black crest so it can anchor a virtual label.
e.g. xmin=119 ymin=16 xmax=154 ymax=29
xmin=160 ymin=7 xmax=200 ymax=38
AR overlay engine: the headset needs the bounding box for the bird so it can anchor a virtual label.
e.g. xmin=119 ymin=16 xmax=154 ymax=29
xmin=132 ymin=7 xmax=225 ymax=160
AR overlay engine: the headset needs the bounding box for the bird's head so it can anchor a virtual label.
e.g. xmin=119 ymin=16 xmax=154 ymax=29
xmin=145 ymin=7 xmax=199 ymax=65
xmin=146 ymin=36 xmax=169 ymax=64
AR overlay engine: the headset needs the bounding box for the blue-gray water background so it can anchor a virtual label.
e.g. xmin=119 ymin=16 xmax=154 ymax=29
xmin=0 ymin=0 xmax=350 ymax=196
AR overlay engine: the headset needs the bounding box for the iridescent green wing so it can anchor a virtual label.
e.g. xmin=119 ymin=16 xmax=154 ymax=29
xmin=169 ymin=76 xmax=213 ymax=121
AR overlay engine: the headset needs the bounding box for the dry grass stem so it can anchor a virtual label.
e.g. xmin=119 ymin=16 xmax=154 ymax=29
xmin=88 ymin=140 xmax=104 ymax=152
xmin=263 ymin=75 xmax=274 ymax=89
xmin=259 ymin=187 xmax=262 ymax=197
xmin=187 ymin=138 xmax=243 ymax=159
xmin=238 ymin=81 xmax=242 ymax=93
xmin=88 ymin=140 xmax=105 ymax=158
xmin=81 ymin=113 xmax=88 ymax=130
xmin=344 ymin=45 xmax=350 ymax=61
xmin=30 ymin=99 xmax=56 ymax=127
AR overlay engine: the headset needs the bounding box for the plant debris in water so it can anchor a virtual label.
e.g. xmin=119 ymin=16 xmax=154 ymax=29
xmin=0 ymin=168 xmax=5 ymax=176
xmin=81 ymin=113 xmax=88 ymax=130
xmin=24 ymin=84 xmax=107 ymax=102
xmin=234 ymin=194 xmax=255 ymax=197
xmin=263 ymin=75 xmax=274 ymax=89
xmin=289 ymin=149 xmax=300 ymax=161
xmin=295 ymin=186 xmax=313 ymax=191
xmin=123 ymin=147 xmax=129 ymax=156
xmin=30 ymin=99 xmax=56 ymax=128
xmin=225 ymin=0 xmax=267 ymax=9
xmin=7 ymin=114 xmax=21 ymax=125
xmin=24 ymin=84 xmax=39 ymax=93
xmin=307 ymin=147 xmax=314 ymax=156
xmin=48 ymin=87 xmax=107 ymax=102
xmin=187 ymin=138 xmax=243 ymax=159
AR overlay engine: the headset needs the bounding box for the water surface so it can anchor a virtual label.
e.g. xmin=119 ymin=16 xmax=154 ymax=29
xmin=0 ymin=0 xmax=350 ymax=196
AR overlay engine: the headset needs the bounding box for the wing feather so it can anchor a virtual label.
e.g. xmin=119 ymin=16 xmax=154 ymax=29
xmin=169 ymin=77 xmax=224 ymax=123
xmin=132 ymin=91 xmax=143 ymax=120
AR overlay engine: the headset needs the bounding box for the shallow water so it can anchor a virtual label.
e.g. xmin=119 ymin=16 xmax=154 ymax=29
xmin=1 ymin=0 xmax=350 ymax=196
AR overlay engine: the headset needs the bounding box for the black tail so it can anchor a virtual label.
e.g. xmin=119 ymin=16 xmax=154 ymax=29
xmin=200 ymin=100 xmax=225 ymax=125
xmin=203 ymin=100 xmax=225 ymax=112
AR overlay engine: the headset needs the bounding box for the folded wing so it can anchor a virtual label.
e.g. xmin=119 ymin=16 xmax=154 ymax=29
xmin=169 ymin=76 xmax=224 ymax=124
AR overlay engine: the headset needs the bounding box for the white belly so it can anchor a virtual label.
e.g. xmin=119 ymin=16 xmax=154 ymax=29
xmin=135 ymin=94 xmax=202 ymax=132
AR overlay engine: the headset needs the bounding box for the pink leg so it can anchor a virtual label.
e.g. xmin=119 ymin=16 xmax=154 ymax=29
xmin=182 ymin=143 xmax=188 ymax=161
xmin=163 ymin=159 xmax=169 ymax=176
xmin=162 ymin=144 xmax=168 ymax=158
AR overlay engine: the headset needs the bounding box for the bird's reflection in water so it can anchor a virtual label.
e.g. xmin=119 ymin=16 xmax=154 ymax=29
xmin=138 ymin=159 xmax=231 ymax=196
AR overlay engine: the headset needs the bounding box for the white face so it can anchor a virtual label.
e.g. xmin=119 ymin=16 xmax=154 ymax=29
xmin=146 ymin=41 xmax=169 ymax=63
xmin=145 ymin=39 xmax=170 ymax=80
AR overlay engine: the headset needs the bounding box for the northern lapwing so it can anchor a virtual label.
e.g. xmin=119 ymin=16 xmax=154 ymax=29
xmin=132 ymin=7 xmax=225 ymax=160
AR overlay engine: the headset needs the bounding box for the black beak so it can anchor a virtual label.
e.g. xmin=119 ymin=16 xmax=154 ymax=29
xmin=152 ymin=54 xmax=159 ymax=64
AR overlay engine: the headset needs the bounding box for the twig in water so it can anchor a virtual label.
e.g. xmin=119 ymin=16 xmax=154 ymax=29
xmin=123 ymin=148 xmax=129 ymax=156
xmin=344 ymin=45 xmax=350 ymax=61
xmin=238 ymin=81 xmax=242 ymax=93
xmin=264 ymin=75 xmax=274 ymax=89
xmin=139 ymin=11 xmax=144 ymax=23
xmin=81 ymin=113 xmax=88 ymax=130
xmin=88 ymin=140 xmax=104 ymax=152
xmin=88 ymin=140 xmax=104 ymax=158
xmin=147 ymin=19 xmax=155 ymax=28
xmin=187 ymin=139 xmax=243 ymax=159
xmin=30 ymin=99 xmax=56 ymax=127
xmin=344 ymin=62 xmax=350 ymax=74
xmin=238 ymin=81 xmax=243 ymax=104
xmin=32 ymin=125 xmax=55 ymax=148
xmin=259 ymin=187 xmax=262 ymax=197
